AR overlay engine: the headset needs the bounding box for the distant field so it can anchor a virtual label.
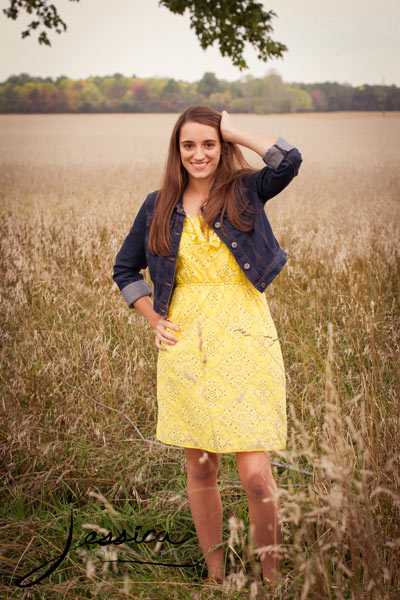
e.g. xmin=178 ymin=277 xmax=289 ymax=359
xmin=0 ymin=112 xmax=399 ymax=599
xmin=1 ymin=111 xmax=399 ymax=267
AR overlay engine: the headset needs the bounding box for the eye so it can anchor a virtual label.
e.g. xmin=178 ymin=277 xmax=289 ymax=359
xmin=183 ymin=143 xmax=192 ymax=149
xmin=205 ymin=142 xmax=215 ymax=147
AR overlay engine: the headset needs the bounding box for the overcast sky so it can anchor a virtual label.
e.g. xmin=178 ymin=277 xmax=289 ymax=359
xmin=1 ymin=0 xmax=399 ymax=86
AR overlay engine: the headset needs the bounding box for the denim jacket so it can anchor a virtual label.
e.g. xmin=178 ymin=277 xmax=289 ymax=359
xmin=113 ymin=137 xmax=302 ymax=319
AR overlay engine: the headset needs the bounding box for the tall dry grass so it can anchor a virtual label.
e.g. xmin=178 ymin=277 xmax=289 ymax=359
xmin=0 ymin=113 xmax=399 ymax=599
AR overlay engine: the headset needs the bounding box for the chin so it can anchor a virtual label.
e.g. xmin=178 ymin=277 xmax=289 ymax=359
xmin=192 ymin=171 xmax=210 ymax=178
xmin=190 ymin=168 xmax=217 ymax=179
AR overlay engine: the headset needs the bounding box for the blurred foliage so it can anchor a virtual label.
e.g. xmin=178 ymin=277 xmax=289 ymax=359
xmin=159 ymin=0 xmax=286 ymax=69
xmin=3 ymin=0 xmax=80 ymax=46
xmin=1 ymin=71 xmax=399 ymax=114
xmin=3 ymin=0 xmax=286 ymax=68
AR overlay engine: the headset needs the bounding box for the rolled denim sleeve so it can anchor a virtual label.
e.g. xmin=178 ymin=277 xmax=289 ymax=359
xmin=113 ymin=197 xmax=153 ymax=308
xmin=254 ymin=137 xmax=303 ymax=205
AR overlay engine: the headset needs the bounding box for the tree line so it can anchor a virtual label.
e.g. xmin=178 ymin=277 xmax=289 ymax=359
xmin=1 ymin=71 xmax=399 ymax=114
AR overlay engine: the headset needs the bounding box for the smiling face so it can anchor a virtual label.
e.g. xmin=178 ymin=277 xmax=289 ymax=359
xmin=179 ymin=121 xmax=222 ymax=183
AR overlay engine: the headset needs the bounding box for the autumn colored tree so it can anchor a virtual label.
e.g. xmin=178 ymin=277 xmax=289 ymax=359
xmin=197 ymin=72 xmax=220 ymax=97
xmin=1 ymin=73 xmax=397 ymax=114
xmin=160 ymin=79 xmax=181 ymax=111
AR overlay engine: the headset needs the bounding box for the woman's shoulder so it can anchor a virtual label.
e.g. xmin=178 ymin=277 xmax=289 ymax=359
xmin=144 ymin=189 xmax=161 ymax=212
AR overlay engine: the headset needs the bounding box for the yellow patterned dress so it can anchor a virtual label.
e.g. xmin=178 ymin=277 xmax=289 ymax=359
xmin=156 ymin=215 xmax=287 ymax=453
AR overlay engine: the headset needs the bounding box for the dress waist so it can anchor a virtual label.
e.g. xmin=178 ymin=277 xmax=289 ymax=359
xmin=174 ymin=281 xmax=248 ymax=287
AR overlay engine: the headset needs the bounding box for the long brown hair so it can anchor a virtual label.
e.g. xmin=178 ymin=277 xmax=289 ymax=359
xmin=148 ymin=105 xmax=259 ymax=256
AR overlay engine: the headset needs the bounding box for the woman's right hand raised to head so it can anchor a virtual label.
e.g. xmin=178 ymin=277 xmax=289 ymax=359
xmin=220 ymin=110 xmax=237 ymax=143
xmin=220 ymin=109 xmax=278 ymax=159
xmin=153 ymin=317 xmax=180 ymax=350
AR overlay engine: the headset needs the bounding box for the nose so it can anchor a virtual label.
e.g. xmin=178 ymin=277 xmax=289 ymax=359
xmin=193 ymin=146 xmax=205 ymax=160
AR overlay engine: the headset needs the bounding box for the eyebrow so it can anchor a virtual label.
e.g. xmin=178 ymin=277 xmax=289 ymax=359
xmin=180 ymin=138 xmax=217 ymax=143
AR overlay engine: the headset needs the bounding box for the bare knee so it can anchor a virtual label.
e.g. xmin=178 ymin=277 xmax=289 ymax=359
xmin=241 ymin=470 xmax=273 ymax=499
xmin=185 ymin=448 xmax=220 ymax=482
xmin=239 ymin=461 xmax=278 ymax=500
xmin=236 ymin=452 xmax=278 ymax=500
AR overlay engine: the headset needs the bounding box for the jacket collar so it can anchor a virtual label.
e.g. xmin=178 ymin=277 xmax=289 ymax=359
xmin=174 ymin=192 xmax=186 ymax=215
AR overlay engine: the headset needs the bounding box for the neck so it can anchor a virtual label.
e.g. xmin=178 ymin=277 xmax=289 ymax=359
xmin=185 ymin=175 xmax=214 ymax=199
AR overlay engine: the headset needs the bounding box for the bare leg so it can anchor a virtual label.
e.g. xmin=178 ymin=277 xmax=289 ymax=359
xmin=184 ymin=447 xmax=224 ymax=581
xmin=236 ymin=451 xmax=282 ymax=584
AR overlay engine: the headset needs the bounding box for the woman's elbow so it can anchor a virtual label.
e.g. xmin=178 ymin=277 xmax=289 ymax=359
xmin=287 ymin=148 xmax=303 ymax=176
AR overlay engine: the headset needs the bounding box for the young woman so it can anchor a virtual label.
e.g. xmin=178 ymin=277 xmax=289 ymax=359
xmin=113 ymin=106 xmax=302 ymax=587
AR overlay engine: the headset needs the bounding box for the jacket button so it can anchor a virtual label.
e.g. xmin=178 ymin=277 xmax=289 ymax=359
xmin=261 ymin=282 xmax=266 ymax=288
xmin=231 ymin=241 xmax=237 ymax=248
xmin=244 ymin=263 xmax=250 ymax=270
xmin=214 ymin=221 xmax=221 ymax=228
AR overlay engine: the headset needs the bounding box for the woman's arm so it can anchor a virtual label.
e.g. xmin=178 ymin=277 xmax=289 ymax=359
xmin=220 ymin=110 xmax=303 ymax=205
xmin=113 ymin=197 xmax=153 ymax=308
xmin=220 ymin=110 xmax=277 ymax=157
xmin=132 ymin=295 xmax=163 ymax=329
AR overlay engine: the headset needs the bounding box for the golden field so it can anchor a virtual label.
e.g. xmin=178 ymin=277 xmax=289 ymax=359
xmin=0 ymin=112 xmax=399 ymax=599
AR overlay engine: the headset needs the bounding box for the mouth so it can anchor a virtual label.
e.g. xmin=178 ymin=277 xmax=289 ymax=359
xmin=191 ymin=162 xmax=209 ymax=171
